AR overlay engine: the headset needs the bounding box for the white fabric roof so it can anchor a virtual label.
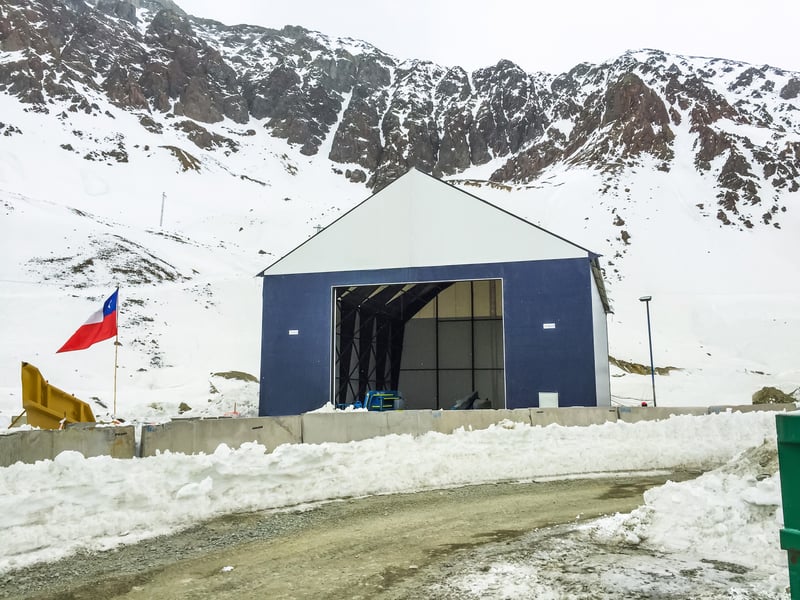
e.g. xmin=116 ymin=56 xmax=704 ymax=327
xmin=260 ymin=169 xmax=593 ymax=276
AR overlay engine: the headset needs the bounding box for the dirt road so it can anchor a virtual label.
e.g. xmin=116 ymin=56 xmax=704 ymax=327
xmin=5 ymin=472 xmax=693 ymax=600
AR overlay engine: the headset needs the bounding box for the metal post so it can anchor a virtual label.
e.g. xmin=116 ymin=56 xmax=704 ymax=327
xmin=113 ymin=334 xmax=119 ymax=418
xmin=113 ymin=285 xmax=120 ymax=418
xmin=639 ymin=295 xmax=656 ymax=407
xmin=159 ymin=192 xmax=166 ymax=228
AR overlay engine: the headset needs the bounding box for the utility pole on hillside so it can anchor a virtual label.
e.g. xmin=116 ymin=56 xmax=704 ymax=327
xmin=160 ymin=192 xmax=166 ymax=228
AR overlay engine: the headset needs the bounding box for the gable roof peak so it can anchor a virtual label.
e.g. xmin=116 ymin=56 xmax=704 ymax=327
xmin=259 ymin=170 xmax=597 ymax=277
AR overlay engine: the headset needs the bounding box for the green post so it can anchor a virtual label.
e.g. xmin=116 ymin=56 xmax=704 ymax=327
xmin=777 ymin=413 xmax=800 ymax=599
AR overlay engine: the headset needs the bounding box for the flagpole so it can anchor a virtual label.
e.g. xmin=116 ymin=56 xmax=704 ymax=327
xmin=113 ymin=286 xmax=119 ymax=419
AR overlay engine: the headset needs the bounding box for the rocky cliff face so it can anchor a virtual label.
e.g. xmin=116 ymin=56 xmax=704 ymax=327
xmin=0 ymin=0 xmax=798 ymax=226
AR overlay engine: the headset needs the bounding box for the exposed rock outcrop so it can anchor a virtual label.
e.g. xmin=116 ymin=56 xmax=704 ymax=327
xmin=0 ymin=2 xmax=797 ymax=223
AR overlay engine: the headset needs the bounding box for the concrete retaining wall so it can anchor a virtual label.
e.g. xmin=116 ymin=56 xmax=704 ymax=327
xmin=1 ymin=404 xmax=796 ymax=465
xmin=140 ymin=416 xmax=302 ymax=457
xmin=617 ymin=406 xmax=709 ymax=423
xmin=0 ymin=424 xmax=135 ymax=467
xmin=707 ymin=403 xmax=797 ymax=415
xmin=301 ymin=412 xmax=382 ymax=444
xmin=430 ymin=409 xmax=533 ymax=434
xmin=386 ymin=410 xmax=439 ymax=436
xmin=531 ymin=407 xmax=618 ymax=427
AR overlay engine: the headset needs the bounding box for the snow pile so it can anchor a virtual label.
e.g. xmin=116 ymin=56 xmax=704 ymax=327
xmin=592 ymin=442 xmax=781 ymax=555
xmin=0 ymin=410 xmax=782 ymax=575
xmin=589 ymin=439 xmax=786 ymax=591
xmin=441 ymin=435 xmax=788 ymax=599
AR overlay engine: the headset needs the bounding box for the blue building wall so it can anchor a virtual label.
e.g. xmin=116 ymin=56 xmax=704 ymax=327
xmin=260 ymin=258 xmax=596 ymax=416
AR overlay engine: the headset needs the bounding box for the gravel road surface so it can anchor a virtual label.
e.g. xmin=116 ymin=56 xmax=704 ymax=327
xmin=2 ymin=472 xmax=695 ymax=599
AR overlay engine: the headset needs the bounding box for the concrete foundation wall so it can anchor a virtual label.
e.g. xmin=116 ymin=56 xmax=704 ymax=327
xmin=0 ymin=425 xmax=135 ymax=468
xmin=1 ymin=405 xmax=797 ymax=466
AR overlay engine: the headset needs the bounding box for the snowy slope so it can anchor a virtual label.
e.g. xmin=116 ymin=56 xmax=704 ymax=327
xmin=0 ymin=88 xmax=368 ymax=423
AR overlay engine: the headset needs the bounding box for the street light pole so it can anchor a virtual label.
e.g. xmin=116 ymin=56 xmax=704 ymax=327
xmin=639 ymin=295 xmax=656 ymax=407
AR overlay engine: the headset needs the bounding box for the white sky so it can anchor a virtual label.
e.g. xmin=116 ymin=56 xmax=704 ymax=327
xmin=176 ymin=0 xmax=800 ymax=74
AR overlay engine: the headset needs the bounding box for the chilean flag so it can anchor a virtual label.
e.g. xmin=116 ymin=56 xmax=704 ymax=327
xmin=57 ymin=289 xmax=119 ymax=353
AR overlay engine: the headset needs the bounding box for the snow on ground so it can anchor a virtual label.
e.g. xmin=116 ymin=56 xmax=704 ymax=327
xmin=0 ymin=410 xmax=791 ymax=599
xmin=0 ymin=68 xmax=798 ymax=596
xmin=442 ymin=438 xmax=787 ymax=599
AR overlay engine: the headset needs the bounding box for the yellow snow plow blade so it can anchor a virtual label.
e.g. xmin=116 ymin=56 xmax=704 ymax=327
xmin=20 ymin=362 xmax=95 ymax=429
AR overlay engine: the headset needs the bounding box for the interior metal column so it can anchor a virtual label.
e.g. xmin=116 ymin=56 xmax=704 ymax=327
xmin=336 ymin=302 xmax=356 ymax=404
xmin=374 ymin=314 xmax=391 ymax=389
xmin=357 ymin=312 xmax=375 ymax=402
xmin=388 ymin=319 xmax=405 ymax=390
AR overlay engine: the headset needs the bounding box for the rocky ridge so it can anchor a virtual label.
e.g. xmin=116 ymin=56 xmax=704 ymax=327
xmin=0 ymin=0 xmax=798 ymax=228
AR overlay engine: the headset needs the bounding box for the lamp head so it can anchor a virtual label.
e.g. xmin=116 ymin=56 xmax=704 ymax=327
xmin=639 ymin=295 xmax=652 ymax=302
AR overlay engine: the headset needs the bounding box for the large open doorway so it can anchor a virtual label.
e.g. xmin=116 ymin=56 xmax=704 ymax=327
xmin=333 ymin=279 xmax=505 ymax=410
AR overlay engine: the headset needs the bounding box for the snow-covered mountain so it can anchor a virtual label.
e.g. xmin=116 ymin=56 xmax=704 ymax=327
xmin=0 ymin=0 xmax=798 ymax=423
